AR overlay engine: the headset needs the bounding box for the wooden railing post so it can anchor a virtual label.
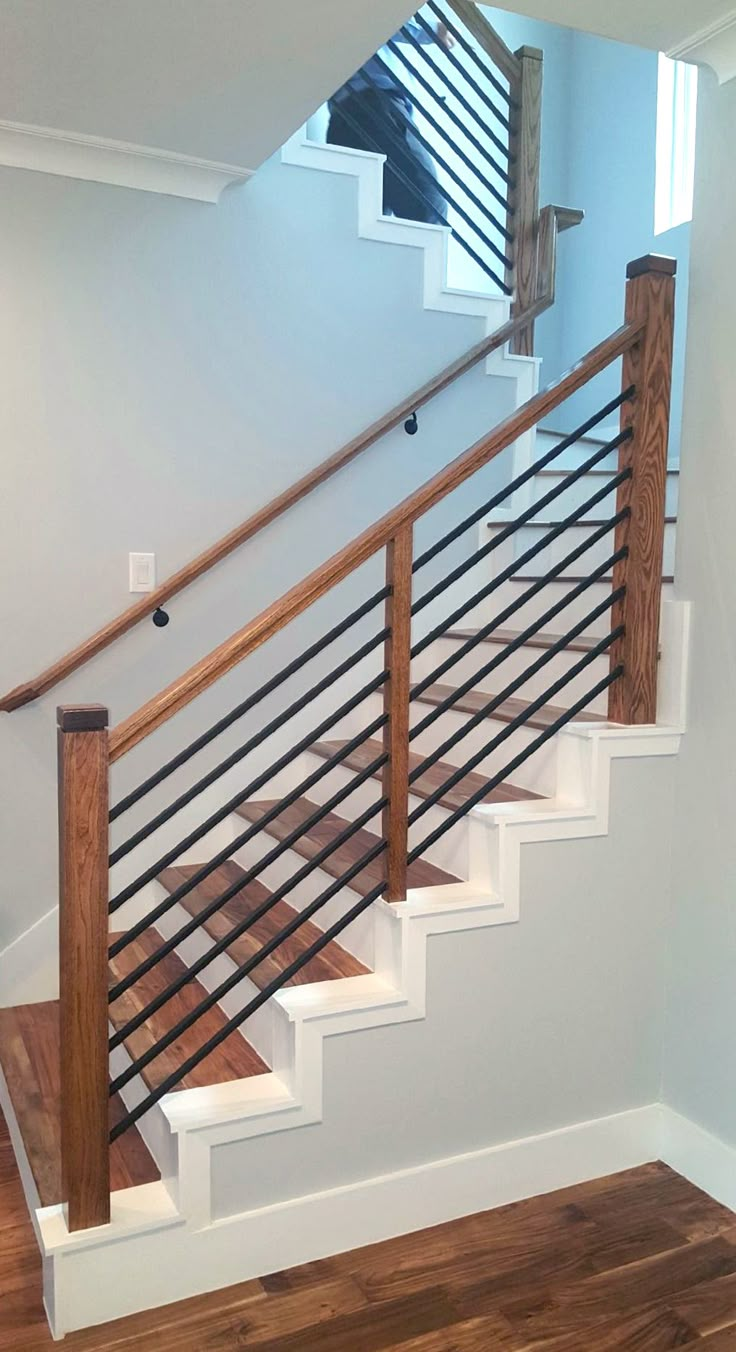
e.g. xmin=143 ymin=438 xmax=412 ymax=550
xmin=57 ymin=704 xmax=111 ymax=1231
xmin=509 ymin=45 xmax=543 ymax=356
xmin=608 ymin=255 xmax=676 ymax=724
xmin=381 ymin=525 xmax=413 ymax=902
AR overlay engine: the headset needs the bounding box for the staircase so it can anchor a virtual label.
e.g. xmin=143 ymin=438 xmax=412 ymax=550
xmin=0 ymin=6 xmax=687 ymax=1340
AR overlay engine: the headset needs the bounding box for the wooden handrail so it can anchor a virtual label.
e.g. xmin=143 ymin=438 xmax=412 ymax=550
xmin=109 ymin=314 xmax=641 ymax=762
xmin=0 ymin=206 xmax=582 ymax=717
xmin=446 ymin=0 xmax=522 ymax=86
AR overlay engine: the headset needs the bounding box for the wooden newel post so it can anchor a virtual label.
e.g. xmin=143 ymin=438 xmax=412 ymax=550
xmin=57 ymin=704 xmax=111 ymax=1232
xmin=609 ymin=255 xmax=676 ymax=724
xmin=382 ymin=525 xmax=413 ymax=902
xmin=509 ymin=45 xmax=543 ymax=357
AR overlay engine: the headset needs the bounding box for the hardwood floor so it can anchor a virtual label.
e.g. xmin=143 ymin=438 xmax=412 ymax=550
xmin=2 ymin=1108 xmax=735 ymax=1349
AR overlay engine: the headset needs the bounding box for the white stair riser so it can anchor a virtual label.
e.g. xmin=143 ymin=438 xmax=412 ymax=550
xmin=413 ymin=637 xmax=610 ymax=714
xmin=297 ymin=749 xmax=471 ymax=880
xmin=507 ymin=521 xmax=676 ymax=577
xmin=531 ymin=470 xmax=679 ymax=517
xmin=480 ymin=579 xmax=674 ymax=636
xmin=360 ymin=692 xmax=559 ymax=798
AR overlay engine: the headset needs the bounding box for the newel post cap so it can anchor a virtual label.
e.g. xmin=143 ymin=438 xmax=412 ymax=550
xmin=626 ymin=255 xmax=677 ymax=280
xmin=57 ymin=705 xmax=109 ymax=732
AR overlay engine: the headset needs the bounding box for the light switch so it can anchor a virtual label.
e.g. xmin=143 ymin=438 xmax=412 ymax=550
xmin=129 ymin=552 xmax=156 ymax=593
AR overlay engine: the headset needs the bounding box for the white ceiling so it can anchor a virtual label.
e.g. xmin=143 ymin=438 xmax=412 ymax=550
xmin=486 ymin=0 xmax=730 ymax=56
xmin=0 ymin=0 xmax=419 ymax=169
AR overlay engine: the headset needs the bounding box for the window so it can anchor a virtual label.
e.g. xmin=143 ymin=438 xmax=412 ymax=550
xmin=655 ymin=53 xmax=698 ymax=235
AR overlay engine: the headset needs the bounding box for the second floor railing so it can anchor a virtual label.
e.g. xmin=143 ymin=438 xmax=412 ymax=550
xmin=56 ymin=253 xmax=676 ymax=1233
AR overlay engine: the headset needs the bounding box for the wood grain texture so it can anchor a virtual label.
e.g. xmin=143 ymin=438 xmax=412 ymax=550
xmin=107 ymin=929 xmax=269 ymax=1091
xmin=509 ymin=48 xmax=543 ymax=355
xmin=56 ymin=706 xmax=110 ymax=1231
xmin=234 ymin=797 xmax=457 ymax=895
xmin=446 ymin=0 xmax=521 ymax=85
xmin=608 ymin=257 xmax=676 ymax=724
xmin=0 ymin=1004 xmax=158 ymax=1208
xmin=108 ymin=317 xmax=640 ymax=763
xmin=0 ymin=207 xmax=581 ymax=720
xmin=158 ymin=862 xmax=369 ymax=987
xmin=414 ymin=683 xmax=607 ymax=729
xmin=311 ymin=738 xmax=542 ymax=812
xmin=382 ymin=526 xmax=413 ymax=902
xmin=3 ymin=1136 xmax=736 ymax=1350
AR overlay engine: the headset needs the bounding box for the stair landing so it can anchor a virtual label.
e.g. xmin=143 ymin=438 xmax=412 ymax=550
xmin=0 ymin=1001 xmax=158 ymax=1208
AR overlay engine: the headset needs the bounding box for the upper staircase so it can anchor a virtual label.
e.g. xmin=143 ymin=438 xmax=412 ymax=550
xmin=0 ymin=6 xmax=684 ymax=1338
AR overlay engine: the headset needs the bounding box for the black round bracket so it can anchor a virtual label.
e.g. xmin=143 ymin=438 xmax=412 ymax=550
xmin=404 ymin=411 xmax=419 ymax=436
xmin=152 ymin=607 xmax=170 ymax=628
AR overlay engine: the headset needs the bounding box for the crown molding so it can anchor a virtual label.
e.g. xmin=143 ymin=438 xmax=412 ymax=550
xmin=668 ymin=10 xmax=736 ymax=84
xmin=0 ymin=120 xmax=253 ymax=201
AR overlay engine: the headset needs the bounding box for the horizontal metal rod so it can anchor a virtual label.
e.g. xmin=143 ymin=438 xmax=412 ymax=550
xmin=412 ymin=437 xmax=631 ymax=618
xmin=413 ymin=11 xmax=514 ymax=147
xmin=399 ymin=24 xmax=514 ymax=181
xmin=108 ymin=660 xmax=388 ymax=915
xmin=412 ymin=389 xmax=632 ymax=572
xmin=110 ymin=583 xmax=389 ymax=820
xmin=110 ymin=618 xmax=388 ymax=867
xmin=332 ymin=94 xmax=509 ymax=292
xmin=359 ymin=66 xmax=513 ymax=264
xmin=381 ymin=45 xmax=512 ymax=211
xmin=408 ymin=604 xmax=625 ymax=810
xmin=411 ymin=468 xmax=631 ymax=663
xmin=427 ymin=0 xmax=515 ymax=110
xmin=361 ymin=63 xmax=513 ymax=260
xmin=108 ymin=692 xmax=388 ymax=959
xmin=109 ymin=817 xmax=388 ymax=1098
xmin=108 ymin=745 xmax=389 ymax=1032
xmin=412 ymin=533 xmax=628 ymax=709
xmin=408 ymin=664 xmax=623 ymax=862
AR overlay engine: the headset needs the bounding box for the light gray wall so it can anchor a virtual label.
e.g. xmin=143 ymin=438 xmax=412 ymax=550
xmin=661 ymin=70 xmax=736 ymax=1148
xmin=212 ymin=754 xmax=675 ymax=1216
xmin=485 ymin=9 xmax=691 ymax=460
xmin=0 ymin=152 xmax=519 ymax=956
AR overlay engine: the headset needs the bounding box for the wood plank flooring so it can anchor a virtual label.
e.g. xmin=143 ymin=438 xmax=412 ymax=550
xmin=2 ymin=1115 xmax=735 ymax=1349
xmin=0 ymin=1004 xmax=158 ymax=1207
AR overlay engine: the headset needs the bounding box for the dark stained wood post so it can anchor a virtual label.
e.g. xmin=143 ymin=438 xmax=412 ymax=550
xmin=57 ymin=704 xmax=111 ymax=1231
xmin=381 ymin=525 xmax=413 ymax=902
xmin=509 ymin=46 xmax=543 ymax=356
xmin=608 ymin=256 xmax=676 ymax=724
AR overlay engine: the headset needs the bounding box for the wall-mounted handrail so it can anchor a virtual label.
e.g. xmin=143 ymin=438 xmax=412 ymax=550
xmin=109 ymin=308 xmax=640 ymax=763
xmin=0 ymin=204 xmax=582 ymax=718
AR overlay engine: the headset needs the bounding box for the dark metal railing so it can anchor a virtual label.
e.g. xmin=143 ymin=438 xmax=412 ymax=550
xmin=107 ymin=384 xmax=634 ymax=1142
xmin=321 ymin=2 xmax=524 ymax=293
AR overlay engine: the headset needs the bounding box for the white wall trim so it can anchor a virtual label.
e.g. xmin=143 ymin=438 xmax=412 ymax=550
xmin=0 ymin=120 xmax=253 ymax=201
xmin=668 ymin=12 xmax=736 ymax=85
xmin=39 ymin=1103 xmax=663 ymax=1336
xmin=0 ymin=903 xmax=58 ymax=1007
xmin=660 ymin=1106 xmax=736 ymax=1212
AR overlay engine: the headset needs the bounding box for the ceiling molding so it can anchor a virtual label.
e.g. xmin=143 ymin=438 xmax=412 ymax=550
xmin=0 ymin=120 xmax=253 ymax=201
xmin=668 ymin=10 xmax=736 ymax=84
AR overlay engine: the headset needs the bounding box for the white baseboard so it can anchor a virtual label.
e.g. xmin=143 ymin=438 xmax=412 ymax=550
xmin=659 ymin=1106 xmax=736 ymax=1212
xmin=41 ymin=1102 xmax=661 ymax=1336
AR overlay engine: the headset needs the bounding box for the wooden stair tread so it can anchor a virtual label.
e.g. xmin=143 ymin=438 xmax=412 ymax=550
xmin=158 ymin=862 xmax=369 ymax=987
xmin=235 ymin=797 xmax=458 ymax=894
xmin=414 ymin=683 xmax=608 ymax=729
xmin=310 ymin=739 xmax=542 ymax=810
xmin=108 ymin=929 xmax=269 ymax=1093
xmin=446 ymin=627 xmax=600 ymax=655
xmin=535 ymin=465 xmax=679 ymax=476
xmin=511 ymin=515 xmax=677 ymax=527
xmin=0 ymin=1001 xmax=159 ymax=1207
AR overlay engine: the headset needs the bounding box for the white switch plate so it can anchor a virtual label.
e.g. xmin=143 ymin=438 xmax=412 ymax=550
xmin=129 ymin=552 xmax=156 ymax=593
